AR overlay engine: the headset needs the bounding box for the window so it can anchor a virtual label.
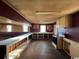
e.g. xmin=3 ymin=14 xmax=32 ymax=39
xmin=6 ymin=25 xmax=12 ymax=32
xmin=40 ymin=25 xmax=46 ymax=32
xmin=23 ymin=24 xmax=28 ymax=32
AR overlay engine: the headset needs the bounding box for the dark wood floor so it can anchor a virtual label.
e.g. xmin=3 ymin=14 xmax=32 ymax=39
xmin=18 ymin=40 xmax=70 ymax=59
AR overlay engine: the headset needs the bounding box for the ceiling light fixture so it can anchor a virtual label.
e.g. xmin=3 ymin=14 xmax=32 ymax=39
xmin=35 ymin=11 xmax=57 ymax=14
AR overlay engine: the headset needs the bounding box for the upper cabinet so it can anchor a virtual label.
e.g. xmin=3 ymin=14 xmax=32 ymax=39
xmin=58 ymin=16 xmax=71 ymax=27
xmin=58 ymin=12 xmax=79 ymax=28
xmin=70 ymin=12 xmax=79 ymax=27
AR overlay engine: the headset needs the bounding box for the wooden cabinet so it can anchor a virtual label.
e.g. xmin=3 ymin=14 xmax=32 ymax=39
xmin=57 ymin=37 xmax=63 ymax=49
xmin=63 ymin=40 xmax=70 ymax=55
xmin=63 ymin=38 xmax=79 ymax=58
xmin=59 ymin=16 xmax=71 ymax=27
xmin=7 ymin=39 xmax=27 ymax=53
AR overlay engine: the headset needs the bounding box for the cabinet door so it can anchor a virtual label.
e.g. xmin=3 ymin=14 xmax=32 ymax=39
xmin=44 ymin=34 xmax=48 ymax=39
xmin=63 ymin=40 xmax=70 ymax=55
xmin=49 ymin=34 xmax=52 ymax=39
xmin=57 ymin=37 xmax=63 ymax=49
xmin=32 ymin=34 xmax=37 ymax=39
xmin=59 ymin=16 xmax=71 ymax=27
xmin=38 ymin=34 xmax=43 ymax=39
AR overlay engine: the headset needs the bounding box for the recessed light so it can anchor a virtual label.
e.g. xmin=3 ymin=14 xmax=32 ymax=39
xmin=35 ymin=11 xmax=57 ymax=14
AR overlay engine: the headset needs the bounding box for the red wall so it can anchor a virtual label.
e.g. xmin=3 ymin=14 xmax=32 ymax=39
xmin=30 ymin=24 xmax=40 ymax=32
xmin=0 ymin=0 xmax=30 ymax=23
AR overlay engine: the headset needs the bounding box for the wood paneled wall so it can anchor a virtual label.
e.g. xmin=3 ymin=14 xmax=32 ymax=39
xmin=0 ymin=25 xmax=6 ymax=32
xmin=0 ymin=24 xmax=23 ymax=32
xmin=12 ymin=25 xmax=22 ymax=32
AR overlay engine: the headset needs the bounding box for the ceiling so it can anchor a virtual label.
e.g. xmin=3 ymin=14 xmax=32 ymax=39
xmin=2 ymin=0 xmax=79 ymax=24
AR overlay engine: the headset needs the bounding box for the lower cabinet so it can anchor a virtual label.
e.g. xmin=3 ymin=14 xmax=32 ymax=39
xmin=63 ymin=40 xmax=70 ymax=55
xmin=63 ymin=38 xmax=79 ymax=59
xmin=31 ymin=33 xmax=53 ymax=40
xmin=57 ymin=37 xmax=63 ymax=49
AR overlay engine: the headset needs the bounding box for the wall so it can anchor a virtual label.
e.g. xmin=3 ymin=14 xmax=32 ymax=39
xmin=30 ymin=24 xmax=40 ymax=32
xmin=30 ymin=24 xmax=55 ymax=32
xmin=0 ymin=25 xmax=6 ymax=32
xmin=12 ymin=25 xmax=22 ymax=32
xmin=0 ymin=32 xmax=27 ymax=40
xmin=0 ymin=24 xmax=23 ymax=32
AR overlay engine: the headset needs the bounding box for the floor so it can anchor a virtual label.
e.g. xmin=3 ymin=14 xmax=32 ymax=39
xmin=18 ymin=40 xmax=70 ymax=59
